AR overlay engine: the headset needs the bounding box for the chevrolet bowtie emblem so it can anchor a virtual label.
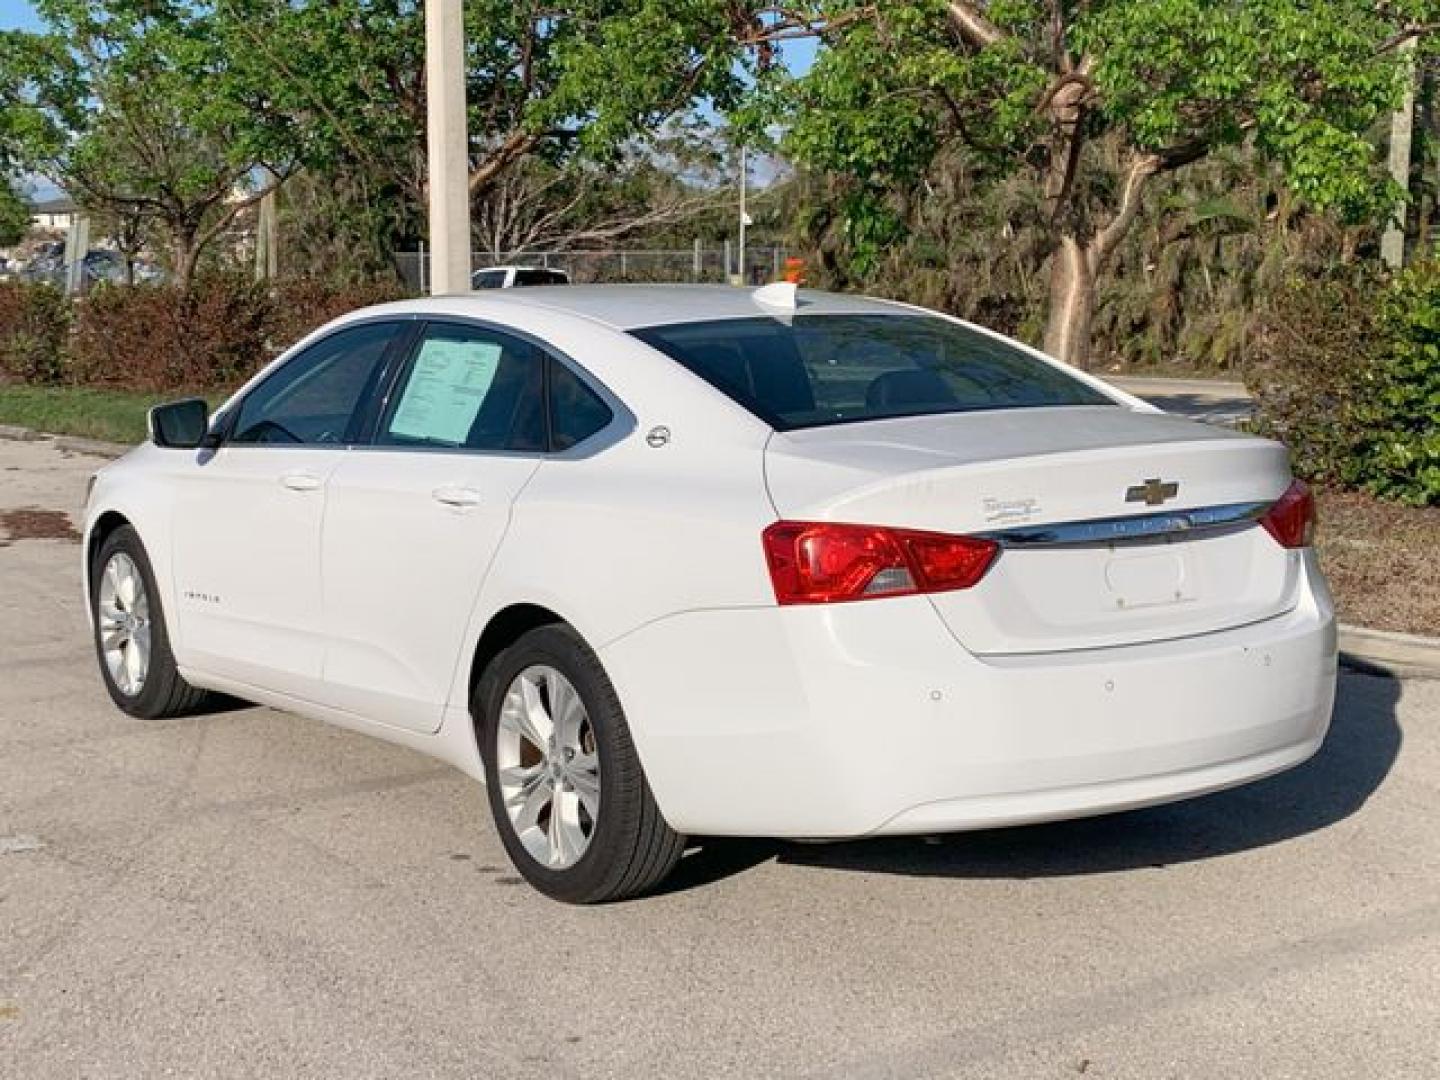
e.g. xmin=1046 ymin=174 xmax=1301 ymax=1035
xmin=1125 ymin=478 xmax=1180 ymax=506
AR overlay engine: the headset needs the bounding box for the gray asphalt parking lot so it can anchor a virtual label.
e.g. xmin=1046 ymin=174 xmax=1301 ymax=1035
xmin=1107 ymin=377 xmax=1254 ymax=427
xmin=2 ymin=436 xmax=1438 ymax=1079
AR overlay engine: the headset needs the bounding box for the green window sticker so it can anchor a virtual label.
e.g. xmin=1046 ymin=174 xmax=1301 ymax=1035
xmin=388 ymin=337 xmax=503 ymax=445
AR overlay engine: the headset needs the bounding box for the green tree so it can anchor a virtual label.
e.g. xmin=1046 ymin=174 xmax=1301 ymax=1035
xmin=0 ymin=3 xmax=289 ymax=290
xmin=210 ymin=1 xmax=758 ymax=253
xmin=756 ymin=1 xmax=1437 ymax=367
xmin=0 ymin=178 xmax=29 ymax=246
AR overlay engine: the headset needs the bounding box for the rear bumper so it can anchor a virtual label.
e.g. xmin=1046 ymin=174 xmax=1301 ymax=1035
xmin=600 ymin=552 xmax=1337 ymax=838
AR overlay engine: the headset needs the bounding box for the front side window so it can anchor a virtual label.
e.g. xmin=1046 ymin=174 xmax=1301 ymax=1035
xmin=472 ymin=270 xmax=508 ymax=289
xmin=631 ymin=314 xmax=1114 ymax=431
xmin=378 ymin=324 xmax=545 ymax=452
xmin=230 ymin=322 xmax=400 ymax=445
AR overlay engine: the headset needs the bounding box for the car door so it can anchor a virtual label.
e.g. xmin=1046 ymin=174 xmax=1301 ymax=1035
xmin=171 ymin=320 xmax=407 ymax=698
xmin=317 ymin=321 xmax=554 ymax=732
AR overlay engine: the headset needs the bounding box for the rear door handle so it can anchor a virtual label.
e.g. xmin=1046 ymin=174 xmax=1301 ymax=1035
xmin=279 ymin=472 xmax=323 ymax=493
xmin=432 ymin=485 xmax=481 ymax=508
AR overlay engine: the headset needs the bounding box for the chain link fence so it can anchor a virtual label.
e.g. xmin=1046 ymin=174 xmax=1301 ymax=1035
xmin=394 ymin=245 xmax=791 ymax=293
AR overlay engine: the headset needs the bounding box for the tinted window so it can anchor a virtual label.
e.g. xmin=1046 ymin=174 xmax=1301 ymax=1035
xmin=472 ymin=270 xmax=507 ymax=289
xmin=231 ymin=322 xmax=399 ymax=445
xmin=549 ymin=359 xmax=613 ymax=450
xmin=514 ymin=268 xmax=567 ymax=287
xmin=378 ymin=324 xmax=545 ymax=452
xmin=632 ymin=315 xmax=1113 ymax=431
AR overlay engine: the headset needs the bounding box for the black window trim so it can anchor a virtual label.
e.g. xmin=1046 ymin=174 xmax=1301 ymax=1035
xmin=212 ymin=313 xmax=630 ymax=458
xmin=351 ymin=314 xmax=631 ymax=460
xmin=214 ymin=315 xmax=420 ymax=450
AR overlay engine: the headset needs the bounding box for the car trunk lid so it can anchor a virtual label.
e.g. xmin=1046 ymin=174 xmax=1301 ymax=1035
xmin=763 ymin=406 xmax=1300 ymax=655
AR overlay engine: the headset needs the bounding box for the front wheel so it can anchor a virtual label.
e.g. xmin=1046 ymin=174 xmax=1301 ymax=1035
xmin=476 ymin=625 xmax=685 ymax=903
xmin=91 ymin=525 xmax=210 ymax=718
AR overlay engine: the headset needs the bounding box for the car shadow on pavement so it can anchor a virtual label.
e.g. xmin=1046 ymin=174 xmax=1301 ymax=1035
xmin=661 ymin=672 xmax=1402 ymax=891
xmin=186 ymin=692 xmax=256 ymax=717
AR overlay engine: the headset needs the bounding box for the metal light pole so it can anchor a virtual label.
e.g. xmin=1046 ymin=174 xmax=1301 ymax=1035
xmin=425 ymin=0 xmax=471 ymax=293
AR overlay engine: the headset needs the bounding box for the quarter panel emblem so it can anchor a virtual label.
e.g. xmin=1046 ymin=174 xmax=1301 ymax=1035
xmin=1125 ymin=478 xmax=1180 ymax=506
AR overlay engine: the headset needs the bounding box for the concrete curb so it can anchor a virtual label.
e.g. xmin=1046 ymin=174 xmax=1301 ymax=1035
xmin=53 ymin=435 xmax=130 ymax=459
xmin=0 ymin=423 xmax=46 ymax=442
xmin=1108 ymin=375 xmax=1250 ymax=399
xmin=3 ymin=421 xmax=1438 ymax=677
xmin=1339 ymin=624 xmax=1440 ymax=681
xmin=0 ymin=425 xmax=129 ymax=459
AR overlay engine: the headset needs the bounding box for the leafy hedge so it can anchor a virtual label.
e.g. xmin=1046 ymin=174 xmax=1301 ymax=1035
xmin=0 ymin=276 xmax=412 ymax=393
xmin=1249 ymin=263 xmax=1440 ymax=506
xmin=68 ymin=277 xmax=273 ymax=391
xmin=266 ymin=278 xmax=409 ymax=352
xmin=0 ymin=283 xmax=71 ymax=384
xmin=1359 ymin=268 xmax=1440 ymax=505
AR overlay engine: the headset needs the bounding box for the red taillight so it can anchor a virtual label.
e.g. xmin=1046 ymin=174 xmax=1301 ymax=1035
xmin=1259 ymin=479 xmax=1316 ymax=549
xmin=762 ymin=521 xmax=999 ymax=605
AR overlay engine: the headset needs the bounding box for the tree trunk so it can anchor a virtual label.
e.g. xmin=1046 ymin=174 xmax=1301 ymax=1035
xmin=171 ymin=233 xmax=200 ymax=293
xmin=1043 ymin=234 xmax=1096 ymax=368
xmin=1043 ymin=153 xmax=1159 ymax=370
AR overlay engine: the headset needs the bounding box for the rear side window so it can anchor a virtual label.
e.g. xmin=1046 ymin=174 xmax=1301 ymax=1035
xmin=378 ymin=324 xmax=545 ymax=452
xmin=632 ymin=314 xmax=1113 ymax=431
xmin=549 ymin=359 xmax=612 ymax=450
xmin=472 ymin=270 xmax=507 ymax=289
xmin=231 ymin=322 xmax=399 ymax=445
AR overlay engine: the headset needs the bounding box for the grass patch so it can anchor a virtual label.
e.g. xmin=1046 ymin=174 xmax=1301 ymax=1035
xmin=0 ymin=385 xmax=211 ymax=444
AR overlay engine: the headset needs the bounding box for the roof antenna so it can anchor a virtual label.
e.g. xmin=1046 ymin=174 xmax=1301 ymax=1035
xmin=752 ymin=281 xmax=798 ymax=315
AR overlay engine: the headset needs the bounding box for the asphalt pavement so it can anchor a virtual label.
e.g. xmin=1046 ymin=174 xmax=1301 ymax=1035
xmin=2 ymin=437 xmax=1437 ymax=1080
xmin=1107 ymin=376 xmax=1254 ymax=427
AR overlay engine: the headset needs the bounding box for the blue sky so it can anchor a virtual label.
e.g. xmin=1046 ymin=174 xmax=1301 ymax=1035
xmin=0 ymin=1 xmax=41 ymax=32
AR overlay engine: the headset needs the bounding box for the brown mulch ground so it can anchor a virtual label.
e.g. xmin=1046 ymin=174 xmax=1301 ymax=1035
xmin=0 ymin=507 xmax=82 ymax=546
xmin=1314 ymin=488 xmax=1439 ymax=637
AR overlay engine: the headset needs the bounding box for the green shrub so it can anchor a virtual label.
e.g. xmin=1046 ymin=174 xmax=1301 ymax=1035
xmin=1353 ymin=264 xmax=1440 ymax=505
xmin=266 ymin=277 xmax=411 ymax=353
xmin=1247 ymin=271 xmax=1379 ymax=485
xmin=1249 ymin=263 xmax=1440 ymax=506
xmin=69 ymin=276 xmax=273 ymax=392
xmin=0 ymin=282 xmax=71 ymax=384
xmin=7 ymin=275 xmax=407 ymax=396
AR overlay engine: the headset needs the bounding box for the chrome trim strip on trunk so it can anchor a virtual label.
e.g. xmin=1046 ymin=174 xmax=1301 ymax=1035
xmin=981 ymin=501 xmax=1270 ymax=548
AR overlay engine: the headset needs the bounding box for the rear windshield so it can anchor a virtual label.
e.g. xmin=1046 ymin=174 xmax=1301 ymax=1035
xmin=632 ymin=314 xmax=1113 ymax=430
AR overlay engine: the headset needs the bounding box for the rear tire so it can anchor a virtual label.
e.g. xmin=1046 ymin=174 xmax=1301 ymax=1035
xmin=476 ymin=625 xmax=685 ymax=903
xmin=90 ymin=525 xmax=210 ymax=719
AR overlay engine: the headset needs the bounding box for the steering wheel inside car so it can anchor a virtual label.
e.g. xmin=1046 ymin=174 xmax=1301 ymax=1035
xmin=237 ymin=419 xmax=303 ymax=445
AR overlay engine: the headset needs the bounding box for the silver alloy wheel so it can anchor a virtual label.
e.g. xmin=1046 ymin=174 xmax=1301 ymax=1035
xmin=495 ymin=664 xmax=601 ymax=869
xmin=97 ymin=552 xmax=151 ymax=697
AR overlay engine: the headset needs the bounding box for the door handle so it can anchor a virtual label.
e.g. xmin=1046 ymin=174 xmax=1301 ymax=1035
xmin=279 ymin=472 xmax=323 ymax=493
xmin=432 ymin=485 xmax=482 ymax=508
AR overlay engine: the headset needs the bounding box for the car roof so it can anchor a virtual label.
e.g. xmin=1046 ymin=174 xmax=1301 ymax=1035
xmin=378 ymin=285 xmax=908 ymax=331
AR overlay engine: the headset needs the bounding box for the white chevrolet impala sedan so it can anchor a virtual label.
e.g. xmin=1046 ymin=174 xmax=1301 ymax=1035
xmin=83 ymin=285 xmax=1337 ymax=902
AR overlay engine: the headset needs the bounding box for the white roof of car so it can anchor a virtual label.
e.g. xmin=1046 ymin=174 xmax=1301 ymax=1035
xmin=385 ymin=285 xmax=906 ymax=331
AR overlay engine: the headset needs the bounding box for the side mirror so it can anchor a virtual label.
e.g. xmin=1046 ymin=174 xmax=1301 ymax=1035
xmin=148 ymin=398 xmax=210 ymax=449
